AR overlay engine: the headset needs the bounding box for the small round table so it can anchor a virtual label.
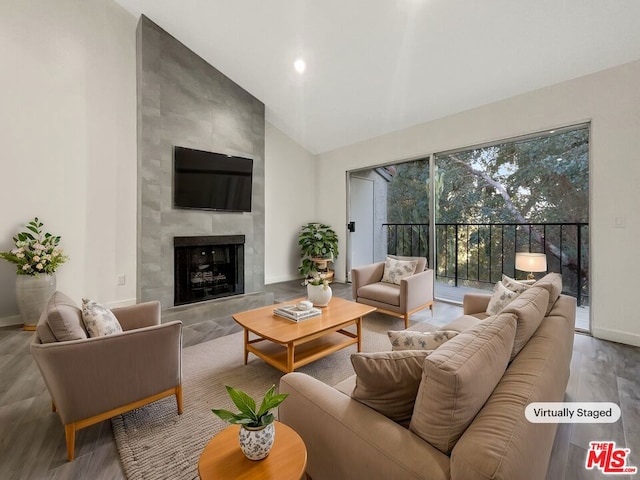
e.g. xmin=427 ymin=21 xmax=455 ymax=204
xmin=198 ymin=422 xmax=307 ymax=480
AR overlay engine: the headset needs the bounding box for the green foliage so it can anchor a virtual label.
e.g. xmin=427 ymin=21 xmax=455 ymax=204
xmin=433 ymin=128 xmax=589 ymax=224
xmin=387 ymin=160 xmax=430 ymax=224
xmin=0 ymin=217 xmax=69 ymax=276
xmin=385 ymin=128 xmax=590 ymax=297
xmin=298 ymin=223 xmax=339 ymax=277
xmin=211 ymin=385 xmax=288 ymax=428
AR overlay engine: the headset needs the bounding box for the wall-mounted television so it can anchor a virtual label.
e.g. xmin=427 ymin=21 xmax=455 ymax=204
xmin=173 ymin=146 xmax=253 ymax=212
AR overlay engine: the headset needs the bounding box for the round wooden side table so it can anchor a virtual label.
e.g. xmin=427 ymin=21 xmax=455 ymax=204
xmin=198 ymin=421 xmax=307 ymax=480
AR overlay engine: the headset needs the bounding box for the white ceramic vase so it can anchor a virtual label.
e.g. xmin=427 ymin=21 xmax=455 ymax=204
xmin=238 ymin=423 xmax=275 ymax=460
xmin=307 ymin=283 xmax=332 ymax=307
xmin=15 ymin=274 xmax=56 ymax=331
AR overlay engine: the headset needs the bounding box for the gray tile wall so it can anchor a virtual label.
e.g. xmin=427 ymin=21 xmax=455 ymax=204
xmin=136 ymin=16 xmax=267 ymax=318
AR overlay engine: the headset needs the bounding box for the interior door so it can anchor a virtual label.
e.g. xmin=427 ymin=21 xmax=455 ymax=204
xmin=348 ymin=176 xmax=374 ymax=281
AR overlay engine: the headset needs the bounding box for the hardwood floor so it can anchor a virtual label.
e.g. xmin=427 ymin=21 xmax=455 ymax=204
xmin=0 ymin=281 xmax=637 ymax=479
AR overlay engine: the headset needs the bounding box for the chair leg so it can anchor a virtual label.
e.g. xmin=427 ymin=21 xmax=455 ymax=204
xmin=176 ymin=384 xmax=184 ymax=415
xmin=404 ymin=313 xmax=410 ymax=329
xmin=65 ymin=423 xmax=76 ymax=461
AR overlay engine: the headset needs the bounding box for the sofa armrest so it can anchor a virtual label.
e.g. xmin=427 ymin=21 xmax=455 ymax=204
xmin=279 ymin=372 xmax=450 ymax=480
xmin=30 ymin=320 xmax=182 ymax=424
xmin=351 ymin=262 xmax=385 ymax=299
xmin=463 ymin=293 xmax=491 ymax=315
xmin=401 ymin=269 xmax=434 ymax=312
xmin=111 ymin=301 xmax=161 ymax=331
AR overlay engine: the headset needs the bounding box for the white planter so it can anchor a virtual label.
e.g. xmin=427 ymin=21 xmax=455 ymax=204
xmin=238 ymin=423 xmax=275 ymax=460
xmin=307 ymin=283 xmax=332 ymax=307
xmin=15 ymin=274 xmax=56 ymax=331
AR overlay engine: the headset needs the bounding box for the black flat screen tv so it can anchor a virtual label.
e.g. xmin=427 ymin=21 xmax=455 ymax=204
xmin=173 ymin=146 xmax=253 ymax=212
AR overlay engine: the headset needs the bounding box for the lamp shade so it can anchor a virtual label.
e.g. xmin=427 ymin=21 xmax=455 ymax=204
xmin=515 ymin=252 xmax=547 ymax=273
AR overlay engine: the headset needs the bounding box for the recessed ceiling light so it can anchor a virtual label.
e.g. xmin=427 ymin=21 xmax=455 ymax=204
xmin=294 ymin=58 xmax=306 ymax=74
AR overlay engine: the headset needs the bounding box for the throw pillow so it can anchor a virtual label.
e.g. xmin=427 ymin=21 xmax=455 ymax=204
xmin=387 ymin=330 xmax=459 ymax=351
xmin=501 ymin=286 xmax=549 ymax=360
xmin=45 ymin=291 xmax=88 ymax=342
xmin=532 ymin=273 xmax=563 ymax=314
xmin=501 ymin=274 xmax=533 ymax=294
xmin=81 ymin=298 xmax=123 ymax=337
xmin=486 ymin=281 xmax=520 ymax=315
xmin=350 ymin=350 xmax=431 ymax=425
xmin=380 ymin=257 xmax=418 ymax=285
xmin=409 ymin=312 xmax=517 ymax=455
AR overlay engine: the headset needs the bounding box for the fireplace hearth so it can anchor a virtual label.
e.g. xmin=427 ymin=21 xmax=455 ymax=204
xmin=174 ymin=235 xmax=245 ymax=306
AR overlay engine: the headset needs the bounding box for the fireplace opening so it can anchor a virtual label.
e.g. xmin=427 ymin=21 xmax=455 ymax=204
xmin=174 ymin=235 xmax=245 ymax=306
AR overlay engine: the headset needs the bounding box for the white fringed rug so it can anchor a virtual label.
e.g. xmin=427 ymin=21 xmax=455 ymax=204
xmin=112 ymin=313 xmax=407 ymax=480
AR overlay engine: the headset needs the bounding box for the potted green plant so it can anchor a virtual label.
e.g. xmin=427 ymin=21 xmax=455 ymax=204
xmin=212 ymin=385 xmax=288 ymax=460
xmin=0 ymin=217 xmax=69 ymax=330
xmin=298 ymin=223 xmax=339 ymax=279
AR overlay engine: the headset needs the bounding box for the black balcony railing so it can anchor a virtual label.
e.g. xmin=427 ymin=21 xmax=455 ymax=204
xmin=384 ymin=222 xmax=589 ymax=307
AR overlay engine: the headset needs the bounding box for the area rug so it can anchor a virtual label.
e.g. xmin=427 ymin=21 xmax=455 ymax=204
xmin=112 ymin=313 xmax=408 ymax=480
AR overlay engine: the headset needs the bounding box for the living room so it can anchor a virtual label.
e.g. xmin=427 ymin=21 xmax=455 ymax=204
xmin=1 ymin=1 xmax=640 ymax=479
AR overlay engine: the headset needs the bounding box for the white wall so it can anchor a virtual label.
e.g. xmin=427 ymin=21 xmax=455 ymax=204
xmin=264 ymin=122 xmax=317 ymax=283
xmin=0 ymin=0 xmax=137 ymax=324
xmin=317 ymin=60 xmax=640 ymax=347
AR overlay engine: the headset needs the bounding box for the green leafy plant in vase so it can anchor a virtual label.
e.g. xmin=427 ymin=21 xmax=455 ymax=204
xmin=298 ymin=222 xmax=339 ymax=280
xmin=212 ymin=385 xmax=288 ymax=460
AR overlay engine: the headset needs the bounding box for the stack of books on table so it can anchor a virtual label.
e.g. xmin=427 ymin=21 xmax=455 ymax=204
xmin=274 ymin=304 xmax=322 ymax=322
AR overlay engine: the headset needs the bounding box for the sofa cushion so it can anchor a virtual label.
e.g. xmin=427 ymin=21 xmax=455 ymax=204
xmin=486 ymin=281 xmax=521 ymax=315
xmin=438 ymin=314 xmax=481 ymax=333
xmin=357 ymin=282 xmax=400 ymax=306
xmin=409 ymin=312 xmax=517 ymax=455
xmin=350 ymin=350 xmax=431 ymax=425
xmin=44 ymin=291 xmax=88 ymax=342
xmin=81 ymin=298 xmax=123 ymax=337
xmin=501 ymin=286 xmax=549 ymax=360
xmin=35 ymin=310 xmax=58 ymax=344
xmin=533 ymin=273 xmax=563 ymax=314
xmin=388 ymin=330 xmax=458 ymax=351
xmin=388 ymin=254 xmax=427 ymax=272
xmin=381 ymin=256 xmax=418 ymax=285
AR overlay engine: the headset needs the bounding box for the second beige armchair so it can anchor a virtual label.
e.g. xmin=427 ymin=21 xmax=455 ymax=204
xmin=351 ymin=256 xmax=434 ymax=328
xmin=31 ymin=292 xmax=183 ymax=461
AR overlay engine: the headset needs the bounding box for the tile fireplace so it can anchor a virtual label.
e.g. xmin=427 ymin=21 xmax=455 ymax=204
xmin=174 ymin=235 xmax=245 ymax=306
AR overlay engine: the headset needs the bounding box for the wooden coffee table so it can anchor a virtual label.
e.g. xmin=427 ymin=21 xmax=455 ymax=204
xmin=198 ymin=422 xmax=307 ymax=479
xmin=233 ymin=296 xmax=376 ymax=373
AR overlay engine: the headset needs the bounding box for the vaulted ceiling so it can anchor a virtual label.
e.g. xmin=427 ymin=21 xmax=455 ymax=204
xmin=114 ymin=0 xmax=640 ymax=154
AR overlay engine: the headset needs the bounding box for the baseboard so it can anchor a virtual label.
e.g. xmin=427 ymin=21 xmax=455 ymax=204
xmin=265 ymin=274 xmax=302 ymax=284
xmin=0 ymin=315 xmax=22 ymax=328
xmin=591 ymin=326 xmax=640 ymax=348
xmin=106 ymin=298 xmax=137 ymax=309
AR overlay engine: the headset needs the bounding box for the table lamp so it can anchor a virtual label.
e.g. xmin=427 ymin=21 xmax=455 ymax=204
xmin=515 ymin=252 xmax=547 ymax=280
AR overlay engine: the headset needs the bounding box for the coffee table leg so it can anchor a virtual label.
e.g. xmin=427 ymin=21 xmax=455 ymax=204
xmin=287 ymin=343 xmax=295 ymax=372
xmin=357 ymin=317 xmax=362 ymax=352
xmin=243 ymin=329 xmax=249 ymax=365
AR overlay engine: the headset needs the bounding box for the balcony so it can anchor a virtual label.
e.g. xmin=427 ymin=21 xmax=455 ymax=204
xmin=384 ymin=222 xmax=589 ymax=331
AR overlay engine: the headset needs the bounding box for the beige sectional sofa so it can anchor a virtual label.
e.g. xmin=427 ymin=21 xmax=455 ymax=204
xmin=279 ymin=273 xmax=576 ymax=480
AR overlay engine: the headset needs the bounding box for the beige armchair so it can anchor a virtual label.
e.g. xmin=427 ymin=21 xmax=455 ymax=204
xmin=351 ymin=256 xmax=434 ymax=328
xmin=31 ymin=292 xmax=183 ymax=461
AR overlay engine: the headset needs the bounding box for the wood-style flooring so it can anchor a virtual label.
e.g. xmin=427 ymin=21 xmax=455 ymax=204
xmin=0 ymin=281 xmax=638 ymax=480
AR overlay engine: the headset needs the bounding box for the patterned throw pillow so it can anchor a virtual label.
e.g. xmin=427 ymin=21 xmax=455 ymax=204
xmin=388 ymin=330 xmax=459 ymax=351
xmin=501 ymin=274 xmax=533 ymax=294
xmin=381 ymin=257 xmax=418 ymax=285
xmin=81 ymin=298 xmax=123 ymax=337
xmin=486 ymin=281 xmax=521 ymax=315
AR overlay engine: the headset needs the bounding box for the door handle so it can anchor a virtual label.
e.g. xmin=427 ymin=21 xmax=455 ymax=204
xmin=348 ymin=221 xmax=356 ymax=232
